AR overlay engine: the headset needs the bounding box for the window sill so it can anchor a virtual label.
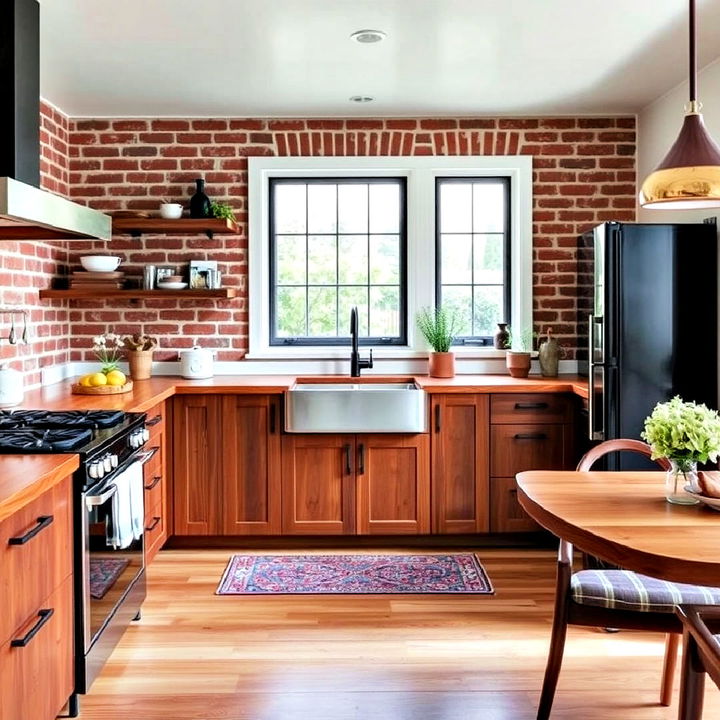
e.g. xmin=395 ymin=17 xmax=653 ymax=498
xmin=245 ymin=347 xmax=511 ymax=361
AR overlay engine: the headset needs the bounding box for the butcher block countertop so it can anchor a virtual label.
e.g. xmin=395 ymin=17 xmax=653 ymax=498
xmin=0 ymin=373 xmax=587 ymax=520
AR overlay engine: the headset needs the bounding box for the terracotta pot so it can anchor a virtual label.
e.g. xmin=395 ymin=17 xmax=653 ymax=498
xmin=428 ymin=351 xmax=455 ymax=378
xmin=506 ymin=351 xmax=531 ymax=378
xmin=127 ymin=350 xmax=154 ymax=380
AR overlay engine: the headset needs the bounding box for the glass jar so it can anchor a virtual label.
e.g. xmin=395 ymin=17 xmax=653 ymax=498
xmin=665 ymin=459 xmax=700 ymax=505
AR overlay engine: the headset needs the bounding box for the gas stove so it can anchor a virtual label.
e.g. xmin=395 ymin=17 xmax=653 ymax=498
xmin=0 ymin=409 xmax=148 ymax=489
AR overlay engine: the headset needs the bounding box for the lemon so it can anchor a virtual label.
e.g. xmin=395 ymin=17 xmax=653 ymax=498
xmin=105 ymin=370 xmax=127 ymax=386
xmin=79 ymin=374 xmax=93 ymax=387
xmin=88 ymin=372 xmax=108 ymax=387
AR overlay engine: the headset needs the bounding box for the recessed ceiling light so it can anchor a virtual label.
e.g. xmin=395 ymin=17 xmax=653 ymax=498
xmin=349 ymin=95 xmax=375 ymax=103
xmin=350 ymin=29 xmax=386 ymax=44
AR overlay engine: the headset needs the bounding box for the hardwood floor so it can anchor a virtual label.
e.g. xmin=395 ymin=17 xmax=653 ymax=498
xmin=77 ymin=548 xmax=720 ymax=719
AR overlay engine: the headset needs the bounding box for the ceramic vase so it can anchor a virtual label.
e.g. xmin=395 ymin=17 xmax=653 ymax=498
xmin=494 ymin=323 xmax=510 ymax=350
xmin=506 ymin=351 xmax=531 ymax=378
xmin=538 ymin=328 xmax=560 ymax=377
xmin=428 ymin=352 xmax=455 ymax=378
xmin=189 ymin=178 xmax=211 ymax=218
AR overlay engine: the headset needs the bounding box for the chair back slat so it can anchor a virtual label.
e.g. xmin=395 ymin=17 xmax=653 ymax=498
xmin=577 ymin=439 xmax=672 ymax=472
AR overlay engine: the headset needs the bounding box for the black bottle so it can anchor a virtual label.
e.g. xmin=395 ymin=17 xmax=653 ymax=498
xmin=189 ymin=178 xmax=211 ymax=218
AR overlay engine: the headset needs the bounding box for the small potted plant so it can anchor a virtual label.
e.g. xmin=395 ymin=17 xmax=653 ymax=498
xmin=416 ymin=306 xmax=458 ymax=378
xmin=505 ymin=325 xmax=535 ymax=378
xmin=210 ymin=200 xmax=236 ymax=223
xmin=642 ymin=396 xmax=720 ymax=505
xmin=122 ymin=333 xmax=158 ymax=380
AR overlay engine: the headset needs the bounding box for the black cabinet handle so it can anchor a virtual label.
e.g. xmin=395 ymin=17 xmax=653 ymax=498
xmin=146 ymin=414 xmax=163 ymax=427
xmin=514 ymin=402 xmax=549 ymax=410
xmin=270 ymin=403 xmax=276 ymax=434
xmin=358 ymin=443 xmax=365 ymax=474
xmin=11 ymin=608 xmax=53 ymax=647
xmin=434 ymin=404 xmax=441 ymax=433
xmin=513 ymin=432 xmax=548 ymax=440
xmin=144 ymin=475 xmax=162 ymax=491
xmin=344 ymin=444 xmax=352 ymax=475
xmin=8 ymin=515 xmax=53 ymax=545
xmin=145 ymin=516 xmax=161 ymax=532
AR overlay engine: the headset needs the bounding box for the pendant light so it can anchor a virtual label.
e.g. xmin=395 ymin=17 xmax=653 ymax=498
xmin=639 ymin=0 xmax=720 ymax=208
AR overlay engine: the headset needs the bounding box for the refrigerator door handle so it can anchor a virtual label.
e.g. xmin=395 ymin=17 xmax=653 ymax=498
xmin=588 ymin=313 xmax=596 ymax=441
xmin=588 ymin=364 xmax=605 ymax=442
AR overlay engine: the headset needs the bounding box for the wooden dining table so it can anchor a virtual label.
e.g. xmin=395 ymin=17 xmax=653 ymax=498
xmin=516 ymin=470 xmax=720 ymax=586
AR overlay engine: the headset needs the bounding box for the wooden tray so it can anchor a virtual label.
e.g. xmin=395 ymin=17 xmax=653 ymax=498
xmin=71 ymin=380 xmax=134 ymax=395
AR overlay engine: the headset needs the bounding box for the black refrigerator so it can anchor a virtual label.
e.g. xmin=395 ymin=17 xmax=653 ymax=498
xmin=577 ymin=221 xmax=718 ymax=470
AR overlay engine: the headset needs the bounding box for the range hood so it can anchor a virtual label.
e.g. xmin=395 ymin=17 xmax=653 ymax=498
xmin=0 ymin=0 xmax=111 ymax=241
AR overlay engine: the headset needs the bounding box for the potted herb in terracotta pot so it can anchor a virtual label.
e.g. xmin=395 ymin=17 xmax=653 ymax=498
xmin=505 ymin=326 xmax=535 ymax=378
xmin=416 ymin=306 xmax=458 ymax=378
xmin=122 ymin=333 xmax=158 ymax=380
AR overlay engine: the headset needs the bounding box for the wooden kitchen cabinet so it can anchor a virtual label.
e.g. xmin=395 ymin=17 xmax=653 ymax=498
xmin=281 ymin=435 xmax=356 ymax=535
xmin=172 ymin=394 xmax=282 ymax=536
xmin=0 ymin=474 xmax=74 ymax=720
xmin=430 ymin=394 xmax=490 ymax=534
xmin=281 ymin=433 xmax=430 ymax=535
xmin=143 ymin=400 xmax=168 ymax=562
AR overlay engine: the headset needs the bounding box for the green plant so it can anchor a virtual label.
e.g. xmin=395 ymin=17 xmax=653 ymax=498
xmin=92 ymin=332 xmax=123 ymax=372
xmin=210 ymin=201 xmax=236 ymax=222
xmin=642 ymin=396 xmax=720 ymax=469
xmin=122 ymin=333 xmax=158 ymax=352
xmin=416 ymin=306 xmax=458 ymax=353
xmin=506 ymin=325 xmax=536 ymax=352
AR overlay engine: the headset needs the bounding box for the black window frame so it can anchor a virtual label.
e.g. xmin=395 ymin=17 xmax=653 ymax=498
xmin=269 ymin=176 xmax=408 ymax=347
xmin=435 ymin=176 xmax=512 ymax=346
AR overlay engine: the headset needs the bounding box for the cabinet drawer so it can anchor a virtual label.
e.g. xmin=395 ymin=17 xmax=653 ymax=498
xmin=144 ymin=502 xmax=165 ymax=564
xmin=491 ymin=393 xmax=573 ymax=424
xmin=0 ymin=575 xmax=73 ymax=720
xmin=0 ymin=476 xmax=72 ymax=645
xmin=144 ymin=402 xmax=165 ymax=439
xmin=490 ymin=424 xmax=568 ymax=477
xmin=143 ymin=443 xmax=164 ymax=517
xmin=490 ymin=477 xmax=541 ymax=533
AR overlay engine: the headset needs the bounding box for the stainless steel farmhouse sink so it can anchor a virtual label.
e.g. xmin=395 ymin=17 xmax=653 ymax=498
xmin=285 ymin=381 xmax=428 ymax=433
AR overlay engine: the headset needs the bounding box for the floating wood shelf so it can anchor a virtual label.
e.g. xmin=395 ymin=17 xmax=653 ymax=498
xmin=112 ymin=217 xmax=240 ymax=238
xmin=39 ymin=288 xmax=238 ymax=300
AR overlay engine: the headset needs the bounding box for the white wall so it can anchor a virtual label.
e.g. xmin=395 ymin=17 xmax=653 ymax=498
xmin=638 ymin=58 xmax=720 ymax=222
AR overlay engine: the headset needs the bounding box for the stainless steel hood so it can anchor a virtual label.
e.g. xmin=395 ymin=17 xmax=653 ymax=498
xmin=0 ymin=0 xmax=112 ymax=242
xmin=0 ymin=177 xmax=112 ymax=241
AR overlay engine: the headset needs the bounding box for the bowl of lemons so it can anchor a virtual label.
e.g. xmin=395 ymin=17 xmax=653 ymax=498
xmin=72 ymin=368 xmax=133 ymax=395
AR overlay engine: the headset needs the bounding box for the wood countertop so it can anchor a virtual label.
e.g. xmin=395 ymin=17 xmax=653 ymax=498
xmin=0 ymin=454 xmax=79 ymax=524
xmin=20 ymin=373 xmax=588 ymax=413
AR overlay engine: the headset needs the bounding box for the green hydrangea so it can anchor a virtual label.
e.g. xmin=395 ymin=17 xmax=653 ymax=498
xmin=641 ymin=395 xmax=720 ymax=468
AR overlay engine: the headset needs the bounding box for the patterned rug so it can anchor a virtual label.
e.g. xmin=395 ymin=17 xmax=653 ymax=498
xmin=90 ymin=557 xmax=130 ymax=599
xmin=216 ymin=554 xmax=494 ymax=595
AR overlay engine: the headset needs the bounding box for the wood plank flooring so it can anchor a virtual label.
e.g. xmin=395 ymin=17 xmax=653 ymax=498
xmin=77 ymin=548 xmax=720 ymax=719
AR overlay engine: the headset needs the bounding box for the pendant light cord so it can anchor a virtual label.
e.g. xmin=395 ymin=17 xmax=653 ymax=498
xmin=689 ymin=0 xmax=697 ymax=103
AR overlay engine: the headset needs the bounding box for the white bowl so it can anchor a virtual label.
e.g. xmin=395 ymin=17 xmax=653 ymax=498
xmin=80 ymin=255 xmax=121 ymax=272
xmin=159 ymin=203 xmax=183 ymax=219
xmin=157 ymin=281 xmax=188 ymax=290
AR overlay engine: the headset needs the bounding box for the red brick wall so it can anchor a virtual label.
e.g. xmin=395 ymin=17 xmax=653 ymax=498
xmin=66 ymin=116 xmax=637 ymax=362
xmin=0 ymin=102 xmax=71 ymax=386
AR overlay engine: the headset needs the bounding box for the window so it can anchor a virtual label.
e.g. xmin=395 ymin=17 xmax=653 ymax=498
xmin=248 ymin=156 xmax=532 ymax=361
xmin=270 ymin=178 xmax=406 ymax=345
xmin=436 ymin=178 xmax=510 ymax=345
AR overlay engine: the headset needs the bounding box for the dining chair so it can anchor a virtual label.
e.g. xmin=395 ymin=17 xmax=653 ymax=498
xmin=675 ymin=605 xmax=720 ymax=720
xmin=537 ymin=438 xmax=720 ymax=720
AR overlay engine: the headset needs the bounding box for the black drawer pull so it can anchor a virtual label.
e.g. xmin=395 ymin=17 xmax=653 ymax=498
xmin=146 ymin=414 xmax=163 ymax=427
xmin=8 ymin=515 xmax=54 ymax=545
xmin=144 ymin=475 xmax=162 ymax=491
xmin=513 ymin=433 xmax=548 ymax=440
xmin=514 ymin=402 xmax=549 ymax=410
xmin=434 ymin=404 xmax=441 ymax=433
xmin=344 ymin=444 xmax=352 ymax=475
xmin=358 ymin=443 xmax=365 ymax=474
xmin=11 ymin=608 xmax=53 ymax=647
xmin=270 ymin=403 xmax=276 ymax=434
xmin=145 ymin=516 xmax=161 ymax=532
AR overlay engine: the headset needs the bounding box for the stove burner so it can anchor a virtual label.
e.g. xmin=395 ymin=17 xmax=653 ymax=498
xmin=0 ymin=428 xmax=93 ymax=452
xmin=0 ymin=410 xmax=126 ymax=430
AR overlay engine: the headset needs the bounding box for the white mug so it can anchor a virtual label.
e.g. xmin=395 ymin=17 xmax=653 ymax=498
xmin=159 ymin=203 xmax=183 ymax=219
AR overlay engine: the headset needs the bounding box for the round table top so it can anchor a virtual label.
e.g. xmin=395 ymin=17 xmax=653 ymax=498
xmin=516 ymin=470 xmax=720 ymax=586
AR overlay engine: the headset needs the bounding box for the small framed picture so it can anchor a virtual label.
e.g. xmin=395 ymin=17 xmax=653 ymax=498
xmin=189 ymin=260 xmax=218 ymax=289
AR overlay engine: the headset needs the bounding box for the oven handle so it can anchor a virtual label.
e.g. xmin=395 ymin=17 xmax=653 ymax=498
xmin=85 ymin=483 xmax=117 ymax=507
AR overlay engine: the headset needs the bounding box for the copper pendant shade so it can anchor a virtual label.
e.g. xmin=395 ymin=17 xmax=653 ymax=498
xmin=639 ymin=0 xmax=720 ymax=208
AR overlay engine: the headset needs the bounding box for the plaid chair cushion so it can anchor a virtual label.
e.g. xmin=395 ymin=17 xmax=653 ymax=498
xmin=571 ymin=570 xmax=720 ymax=612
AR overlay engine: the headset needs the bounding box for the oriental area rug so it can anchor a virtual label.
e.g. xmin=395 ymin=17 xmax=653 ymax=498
xmin=216 ymin=554 xmax=494 ymax=595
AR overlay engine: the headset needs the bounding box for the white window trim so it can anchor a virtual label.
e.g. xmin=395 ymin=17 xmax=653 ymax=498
xmin=247 ymin=155 xmax=533 ymax=360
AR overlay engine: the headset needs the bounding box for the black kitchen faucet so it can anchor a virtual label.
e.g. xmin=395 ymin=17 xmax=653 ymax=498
xmin=349 ymin=306 xmax=373 ymax=377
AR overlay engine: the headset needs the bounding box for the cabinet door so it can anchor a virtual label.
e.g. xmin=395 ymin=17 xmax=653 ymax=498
xmin=281 ymin=435 xmax=355 ymax=535
xmin=172 ymin=396 xmax=222 ymax=535
xmin=221 ymin=395 xmax=282 ymax=535
xmin=490 ymin=477 xmax=542 ymax=533
xmin=431 ymin=394 xmax=490 ymax=534
xmin=357 ymin=434 xmax=430 ymax=535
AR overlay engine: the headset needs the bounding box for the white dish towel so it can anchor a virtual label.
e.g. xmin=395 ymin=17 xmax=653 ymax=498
xmin=110 ymin=460 xmax=145 ymax=549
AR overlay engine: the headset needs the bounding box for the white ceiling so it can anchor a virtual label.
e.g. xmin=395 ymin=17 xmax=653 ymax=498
xmin=39 ymin=0 xmax=720 ymax=118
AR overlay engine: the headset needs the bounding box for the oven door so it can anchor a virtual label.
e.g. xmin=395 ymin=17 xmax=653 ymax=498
xmin=81 ymin=452 xmax=154 ymax=651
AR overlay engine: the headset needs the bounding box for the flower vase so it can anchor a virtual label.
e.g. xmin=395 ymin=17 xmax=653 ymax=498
xmin=665 ymin=459 xmax=700 ymax=505
xmin=127 ymin=350 xmax=154 ymax=380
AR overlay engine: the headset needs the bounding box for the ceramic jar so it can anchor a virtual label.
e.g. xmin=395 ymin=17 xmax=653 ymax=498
xmin=0 ymin=363 xmax=23 ymax=407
